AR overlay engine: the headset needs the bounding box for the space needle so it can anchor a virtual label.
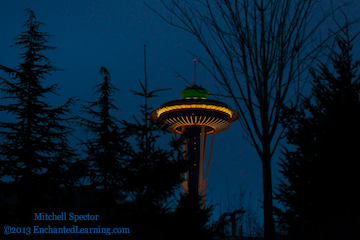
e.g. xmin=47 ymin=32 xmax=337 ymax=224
xmin=150 ymin=60 xmax=239 ymax=206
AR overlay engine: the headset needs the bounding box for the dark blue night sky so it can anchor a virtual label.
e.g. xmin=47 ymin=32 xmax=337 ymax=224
xmin=1 ymin=0 xmax=359 ymax=224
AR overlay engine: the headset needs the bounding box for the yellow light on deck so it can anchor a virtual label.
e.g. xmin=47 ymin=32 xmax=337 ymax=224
xmin=157 ymin=104 xmax=233 ymax=118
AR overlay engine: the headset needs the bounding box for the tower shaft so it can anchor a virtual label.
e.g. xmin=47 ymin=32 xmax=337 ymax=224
xmin=185 ymin=126 xmax=201 ymax=197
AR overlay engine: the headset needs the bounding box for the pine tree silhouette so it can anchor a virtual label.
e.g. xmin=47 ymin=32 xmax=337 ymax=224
xmin=73 ymin=66 xmax=131 ymax=229
xmin=0 ymin=8 xmax=78 ymax=236
xmin=117 ymin=45 xmax=190 ymax=239
xmin=76 ymin=66 xmax=130 ymax=192
xmin=275 ymin=26 xmax=360 ymax=240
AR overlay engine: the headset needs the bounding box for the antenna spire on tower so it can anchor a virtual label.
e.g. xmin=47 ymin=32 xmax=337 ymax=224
xmin=193 ymin=59 xmax=197 ymax=85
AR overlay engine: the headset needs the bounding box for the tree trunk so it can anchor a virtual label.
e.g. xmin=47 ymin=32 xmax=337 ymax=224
xmin=262 ymin=142 xmax=275 ymax=240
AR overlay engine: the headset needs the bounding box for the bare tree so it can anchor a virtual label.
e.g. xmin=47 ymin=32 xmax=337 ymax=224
xmin=146 ymin=1 xmax=358 ymax=239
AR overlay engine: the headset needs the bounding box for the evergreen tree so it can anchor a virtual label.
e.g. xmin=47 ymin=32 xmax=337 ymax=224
xmin=274 ymin=27 xmax=360 ymax=240
xmin=121 ymin=78 xmax=186 ymax=203
xmin=76 ymin=66 xmax=130 ymax=193
xmin=0 ymin=9 xmax=77 ymax=230
xmin=117 ymin=46 xmax=191 ymax=239
xmin=72 ymin=66 xmax=131 ymax=233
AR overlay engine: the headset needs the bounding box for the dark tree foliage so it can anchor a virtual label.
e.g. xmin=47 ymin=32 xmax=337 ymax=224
xmin=166 ymin=193 xmax=216 ymax=240
xmin=71 ymin=66 xmax=132 ymax=234
xmin=120 ymin=73 xmax=187 ymax=208
xmin=274 ymin=27 xmax=360 ymax=240
xmin=76 ymin=66 xmax=130 ymax=193
xmin=0 ymin=8 xmax=77 ymax=231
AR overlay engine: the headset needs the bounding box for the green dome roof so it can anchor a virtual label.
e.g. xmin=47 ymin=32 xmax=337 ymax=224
xmin=180 ymin=85 xmax=210 ymax=99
